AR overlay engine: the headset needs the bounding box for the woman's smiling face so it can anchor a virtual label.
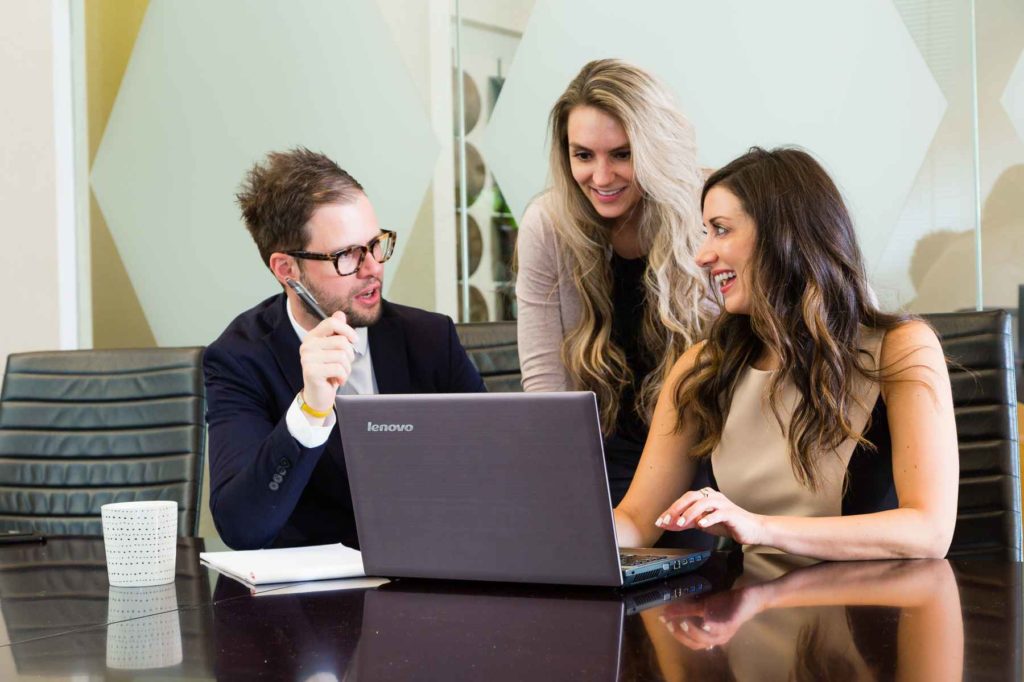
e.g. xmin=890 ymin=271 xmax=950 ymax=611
xmin=697 ymin=185 xmax=758 ymax=314
xmin=566 ymin=105 xmax=642 ymax=224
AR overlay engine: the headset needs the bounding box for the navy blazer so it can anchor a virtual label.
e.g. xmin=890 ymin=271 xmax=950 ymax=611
xmin=203 ymin=294 xmax=485 ymax=549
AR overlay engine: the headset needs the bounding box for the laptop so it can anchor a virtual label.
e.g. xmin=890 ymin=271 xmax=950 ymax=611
xmin=336 ymin=391 xmax=710 ymax=587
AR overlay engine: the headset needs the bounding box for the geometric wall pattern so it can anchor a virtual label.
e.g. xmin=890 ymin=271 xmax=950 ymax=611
xmin=86 ymin=0 xmax=155 ymax=349
xmin=894 ymin=0 xmax=1024 ymax=311
xmin=878 ymin=0 xmax=975 ymax=311
xmin=92 ymin=0 xmax=438 ymax=346
xmin=484 ymin=0 xmax=946 ymax=307
xmin=1003 ymin=48 xmax=1024 ymax=145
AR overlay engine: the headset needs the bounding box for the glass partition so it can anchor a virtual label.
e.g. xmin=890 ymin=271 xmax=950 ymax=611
xmin=452 ymin=0 xmax=1016 ymax=321
xmin=976 ymin=0 xmax=1024 ymax=314
xmin=453 ymin=2 xmax=535 ymax=322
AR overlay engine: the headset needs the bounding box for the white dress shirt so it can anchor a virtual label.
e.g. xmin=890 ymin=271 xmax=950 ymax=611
xmin=284 ymin=298 xmax=378 ymax=447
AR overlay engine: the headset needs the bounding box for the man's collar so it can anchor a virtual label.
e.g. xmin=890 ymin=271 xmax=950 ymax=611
xmin=285 ymin=297 xmax=369 ymax=356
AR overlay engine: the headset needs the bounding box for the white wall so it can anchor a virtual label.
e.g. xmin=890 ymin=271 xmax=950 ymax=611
xmin=0 ymin=0 xmax=78 ymax=381
xmin=0 ymin=5 xmax=80 ymax=676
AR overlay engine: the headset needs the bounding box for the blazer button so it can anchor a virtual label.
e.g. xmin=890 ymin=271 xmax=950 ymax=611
xmin=279 ymin=458 xmax=292 ymax=469
xmin=272 ymin=473 xmax=284 ymax=484
xmin=276 ymin=467 xmax=288 ymax=476
xmin=269 ymin=481 xmax=280 ymax=491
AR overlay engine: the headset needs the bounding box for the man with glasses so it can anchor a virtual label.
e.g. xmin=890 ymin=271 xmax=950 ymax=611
xmin=204 ymin=147 xmax=484 ymax=550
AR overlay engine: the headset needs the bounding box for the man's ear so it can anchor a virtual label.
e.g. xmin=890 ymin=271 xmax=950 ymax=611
xmin=268 ymin=252 xmax=298 ymax=286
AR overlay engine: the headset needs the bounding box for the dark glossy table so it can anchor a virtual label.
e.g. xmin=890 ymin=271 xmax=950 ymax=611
xmin=0 ymin=538 xmax=1019 ymax=680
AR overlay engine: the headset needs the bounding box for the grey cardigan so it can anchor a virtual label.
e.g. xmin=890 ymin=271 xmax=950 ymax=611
xmin=514 ymin=195 xmax=582 ymax=392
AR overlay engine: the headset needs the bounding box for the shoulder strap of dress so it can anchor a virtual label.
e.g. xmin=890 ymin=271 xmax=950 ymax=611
xmin=859 ymin=326 xmax=887 ymax=372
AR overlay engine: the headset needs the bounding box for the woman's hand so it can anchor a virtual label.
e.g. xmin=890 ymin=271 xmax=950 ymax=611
xmin=655 ymin=487 xmax=768 ymax=546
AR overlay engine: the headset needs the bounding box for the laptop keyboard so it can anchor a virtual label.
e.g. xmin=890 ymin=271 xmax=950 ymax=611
xmin=619 ymin=552 xmax=670 ymax=567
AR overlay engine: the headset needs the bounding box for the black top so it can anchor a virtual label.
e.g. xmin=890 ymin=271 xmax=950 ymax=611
xmin=609 ymin=253 xmax=655 ymax=446
xmin=842 ymin=395 xmax=899 ymax=515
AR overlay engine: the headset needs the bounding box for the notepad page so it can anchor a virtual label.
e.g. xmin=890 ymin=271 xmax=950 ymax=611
xmin=199 ymin=543 xmax=366 ymax=585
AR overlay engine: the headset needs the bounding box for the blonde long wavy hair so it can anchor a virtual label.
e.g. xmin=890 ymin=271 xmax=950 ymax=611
xmin=547 ymin=59 xmax=708 ymax=435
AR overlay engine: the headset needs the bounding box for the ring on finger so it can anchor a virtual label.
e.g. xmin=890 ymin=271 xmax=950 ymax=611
xmin=700 ymin=487 xmax=714 ymax=499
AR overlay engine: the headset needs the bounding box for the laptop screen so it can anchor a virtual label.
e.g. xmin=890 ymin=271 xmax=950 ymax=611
xmin=336 ymin=392 xmax=625 ymax=586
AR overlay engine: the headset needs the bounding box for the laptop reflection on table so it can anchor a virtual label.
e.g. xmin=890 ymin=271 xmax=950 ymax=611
xmin=352 ymin=574 xmax=711 ymax=681
xmin=337 ymin=392 xmax=709 ymax=587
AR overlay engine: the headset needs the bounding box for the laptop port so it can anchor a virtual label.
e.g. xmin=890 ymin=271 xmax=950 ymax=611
xmin=672 ymin=560 xmax=682 ymax=570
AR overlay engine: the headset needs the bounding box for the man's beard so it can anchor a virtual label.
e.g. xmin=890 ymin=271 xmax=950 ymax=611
xmin=301 ymin=276 xmax=383 ymax=328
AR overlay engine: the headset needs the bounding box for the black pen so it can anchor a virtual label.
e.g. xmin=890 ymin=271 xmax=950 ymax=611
xmin=0 ymin=530 xmax=46 ymax=545
xmin=285 ymin=278 xmax=329 ymax=321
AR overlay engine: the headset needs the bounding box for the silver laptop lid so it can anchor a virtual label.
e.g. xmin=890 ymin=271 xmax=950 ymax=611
xmin=336 ymin=392 xmax=623 ymax=586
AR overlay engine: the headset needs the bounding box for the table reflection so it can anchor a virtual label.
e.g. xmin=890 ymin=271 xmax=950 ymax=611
xmin=349 ymin=574 xmax=710 ymax=682
xmin=640 ymin=553 xmax=964 ymax=681
xmin=0 ymin=547 xmax=1016 ymax=680
xmin=212 ymin=574 xmax=369 ymax=680
xmin=106 ymin=584 xmax=183 ymax=670
xmin=0 ymin=537 xmax=212 ymax=677
xmin=210 ymin=572 xmax=709 ymax=681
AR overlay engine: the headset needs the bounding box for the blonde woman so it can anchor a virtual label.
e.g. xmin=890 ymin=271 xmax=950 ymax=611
xmin=515 ymin=59 xmax=709 ymax=506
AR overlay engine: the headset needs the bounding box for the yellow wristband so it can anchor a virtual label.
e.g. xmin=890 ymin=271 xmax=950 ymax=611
xmin=297 ymin=392 xmax=332 ymax=419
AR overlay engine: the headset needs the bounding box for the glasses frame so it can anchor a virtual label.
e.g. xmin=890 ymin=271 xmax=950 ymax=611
xmin=285 ymin=230 xmax=397 ymax=277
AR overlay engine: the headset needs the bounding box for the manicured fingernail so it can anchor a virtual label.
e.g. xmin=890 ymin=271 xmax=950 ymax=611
xmin=675 ymin=516 xmax=687 ymax=527
xmin=661 ymin=515 xmax=672 ymax=526
xmin=698 ymin=518 xmax=709 ymax=527
xmin=681 ymin=621 xmax=690 ymax=632
xmin=658 ymin=615 xmax=666 ymax=623
xmin=701 ymin=624 xmax=711 ymax=632
xmin=665 ymin=621 xmax=675 ymax=632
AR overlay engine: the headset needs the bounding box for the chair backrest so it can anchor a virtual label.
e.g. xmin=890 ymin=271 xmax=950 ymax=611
xmin=455 ymin=321 xmax=522 ymax=392
xmin=1017 ymin=285 xmax=1024 ymax=399
xmin=922 ymin=310 xmax=1022 ymax=560
xmin=0 ymin=348 xmax=206 ymax=536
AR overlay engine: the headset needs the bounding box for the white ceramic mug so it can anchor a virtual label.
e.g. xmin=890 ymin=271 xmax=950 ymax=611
xmin=100 ymin=500 xmax=178 ymax=587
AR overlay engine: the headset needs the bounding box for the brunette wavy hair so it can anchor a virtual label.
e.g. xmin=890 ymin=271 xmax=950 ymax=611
xmin=546 ymin=59 xmax=708 ymax=435
xmin=674 ymin=147 xmax=910 ymax=490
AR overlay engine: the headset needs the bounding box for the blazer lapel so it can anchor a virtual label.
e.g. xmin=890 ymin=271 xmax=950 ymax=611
xmin=368 ymin=301 xmax=411 ymax=394
xmin=263 ymin=295 xmax=304 ymax=396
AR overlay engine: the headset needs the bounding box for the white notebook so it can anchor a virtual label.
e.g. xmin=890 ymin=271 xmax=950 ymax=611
xmin=200 ymin=543 xmax=367 ymax=586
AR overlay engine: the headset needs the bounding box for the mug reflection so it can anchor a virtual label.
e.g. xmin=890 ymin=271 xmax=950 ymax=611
xmin=105 ymin=583 xmax=183 ymax=670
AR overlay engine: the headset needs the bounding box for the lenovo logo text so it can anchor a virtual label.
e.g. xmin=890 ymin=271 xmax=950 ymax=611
xmin=366 ymin=422 xmax=415 ymax=432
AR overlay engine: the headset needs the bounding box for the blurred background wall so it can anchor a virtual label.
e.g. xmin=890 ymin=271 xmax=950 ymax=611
xmin=2 ymin=0 xmax=1023 ymax=547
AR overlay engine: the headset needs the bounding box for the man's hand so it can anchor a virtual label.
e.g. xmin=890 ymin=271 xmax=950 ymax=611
xmin=299 ymin=311 xmax=358 ymax=418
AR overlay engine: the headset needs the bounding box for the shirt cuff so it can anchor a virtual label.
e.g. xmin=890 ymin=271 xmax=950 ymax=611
xmin=286 ymin=396 xmax=336 ymax=448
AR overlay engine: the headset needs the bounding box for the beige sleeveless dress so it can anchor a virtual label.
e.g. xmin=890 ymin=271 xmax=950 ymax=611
xmin=709 ymin=330 xmax=893 ymax=549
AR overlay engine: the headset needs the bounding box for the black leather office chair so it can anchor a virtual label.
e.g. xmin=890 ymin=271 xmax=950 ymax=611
xmin=0 ymin=348 xmax=206 ymax=536
xmin=922 ymin=310 xmax=1023 ymax=560
xmin=1017 ymin=285 xmax=1024 ymax=400
xmin=456 ymin=321 xmax=522 ymax=392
